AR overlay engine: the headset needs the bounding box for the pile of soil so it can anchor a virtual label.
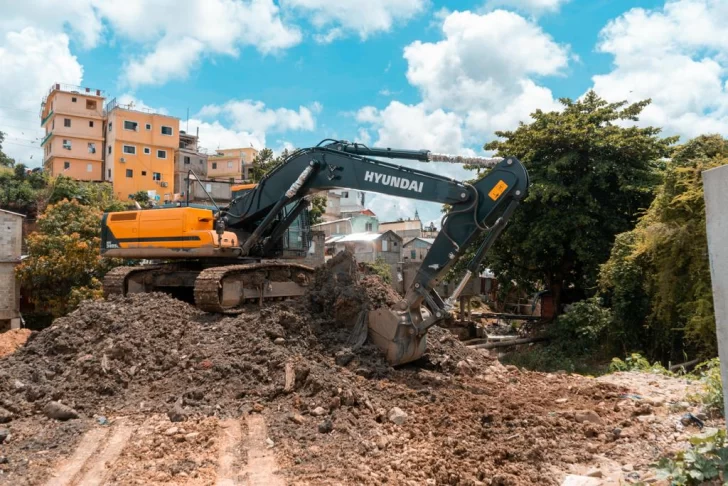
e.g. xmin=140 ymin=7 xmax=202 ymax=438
xmin=0 ymin=329 xmax=31 ymax=358
xmin=2 ymin=251 xmax=697 ymax=485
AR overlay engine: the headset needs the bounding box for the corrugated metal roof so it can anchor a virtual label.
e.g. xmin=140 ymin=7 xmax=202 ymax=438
xmin=312 ymin=217 xmax=352 ymax=227
xmin=334 ymin=232 xmax=384 ymax=242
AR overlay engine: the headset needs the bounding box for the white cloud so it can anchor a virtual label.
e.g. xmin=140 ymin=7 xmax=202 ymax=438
xmin=483 ymin=0 xmax=570 ymax=16
xmin=0 ymin=28 xmax=83 ymax=167
xmin=282 ymin=0 xmax=427 ymax=41
xmin=592 ymin=0 xmax=728 ymax=138
xmin=187 ymin=119 xmax=265 ymax=153
xmin=197 ymin=99 xmax=318 ymax=135
xmin=404 ymin=10 xmax=568 ymax=113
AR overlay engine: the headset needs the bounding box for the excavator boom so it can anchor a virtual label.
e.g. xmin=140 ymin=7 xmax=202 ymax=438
xmin=101 ymin=139 xmax=529 ymax=365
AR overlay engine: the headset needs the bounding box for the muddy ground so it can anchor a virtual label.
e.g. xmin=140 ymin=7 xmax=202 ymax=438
xmin=0 ymin=252 xmax=720 ymax=485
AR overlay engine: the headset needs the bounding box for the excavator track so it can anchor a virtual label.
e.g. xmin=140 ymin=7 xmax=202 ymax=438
xmin=194 ymin=261 xmax=315 ymax=314
xmin=103 ymin=265 xmax=163 ymax=297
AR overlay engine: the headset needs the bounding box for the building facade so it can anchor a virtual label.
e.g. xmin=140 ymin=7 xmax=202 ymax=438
xmin=312 ymin=214 xmax=379 ymax=238
xmin=330 ymin=189 xmax=366 ymax=213
xmin=0 ymin=210 xmax=24 ymax=331
xmin=327 ymin=231 xmax=402 ymax=264
xmin=403 ymin=237 xmax=435 ymax=262
xmin=207 ymin=147 xmax=257 ymax=182
xmin=379 ymin=217 xmax=423 ymax=240
xmin=104 ymin=98 xmax=180 ymax=202
xmin=40 ymin=84 xmax=105 ymax=181
xmin=174 ymin=131 xmax=208 ymax=196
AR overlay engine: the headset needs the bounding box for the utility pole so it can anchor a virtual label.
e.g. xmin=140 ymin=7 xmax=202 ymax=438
xmin=703 ymin=164 xmax=728 ymax=422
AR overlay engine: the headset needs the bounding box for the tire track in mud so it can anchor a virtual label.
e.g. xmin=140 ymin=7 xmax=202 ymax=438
xmin=43 ymin=418 xmax=132 ymax=486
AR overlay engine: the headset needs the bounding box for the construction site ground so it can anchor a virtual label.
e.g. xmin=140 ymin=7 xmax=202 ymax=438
xmin=0 ymin=254 xmax=720 ymax=485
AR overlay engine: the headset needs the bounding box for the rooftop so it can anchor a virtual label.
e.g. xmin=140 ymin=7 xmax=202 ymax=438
xmin=104 ymin=97 xmax=177 ymax=118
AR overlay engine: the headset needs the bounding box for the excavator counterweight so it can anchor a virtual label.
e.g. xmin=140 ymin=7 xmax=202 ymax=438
xmin=101 ymin=139 xmax=529 ymax=365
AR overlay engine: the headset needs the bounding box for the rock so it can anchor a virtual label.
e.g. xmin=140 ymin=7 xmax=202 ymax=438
xmin=168 ymin=398 xmax=188 ymax=423
xmin=621 ymin=464 xmax=634 ymax=472
xmin=0 ymin=428 xmax=8 ymax=445
xmin=555 ymin=398 xmax=568 ymax=404
xmin=585 ymin=469 xmax=603 ymax=478
xmin=561 ymin=475 xmax=600 ymax=486
xmin=575 ymin=410 xmax=603 ymax=425
xmin=329 ymin=397 xmax=341 ymax=411
xmin=0 ymin=407 xmax=12 ymax=424
xmin=311 ymin=406 xmax=327 ymax=417
xmin=252 ymin=403 xmax=265 ymax=413
xmin=318 ymin=419 xmax=333 ymax=434
xmin=165 ymin=427 xmax=179 ymax=436
xmin=273 ymin=338 xmax=285 ymax=345
xmin=43 ymin=401 xmax=79 ymax=421
xmin=266 ymin=438 xmax=275 ymax=448
xmin=376 ymin=435 xmax=389 ymax=450
xmin=289 ymin=413 xmax=305 ymax=425
xmin=13 ymin=380 xmax=25 ymax=391
xmin=388 ymin=407 xmax=408 ymax=425
xmin=0 ymin=456 xmax=7 ymax=465
xmin=456 ymin=360 xmax=474 ymax=375
xmin=612 ymin=427 xmax=622 ymax=439
xmin=96 ymin=416 xmax=109 ymax=426
xmin=585 ymin=442 xmax=598 ymax=453
xmin=335 ymin=349 xmax=355 ymax=366
xmin=185 ymin=432 xmax=200 ymax=441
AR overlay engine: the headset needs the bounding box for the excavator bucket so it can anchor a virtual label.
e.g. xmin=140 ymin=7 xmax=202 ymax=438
xmin=368 ymin=308 xmax=427 ymax=365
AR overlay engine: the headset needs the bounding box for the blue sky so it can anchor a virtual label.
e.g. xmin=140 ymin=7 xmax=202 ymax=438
xmin=1 ymin=0 xmax=727 ymax=224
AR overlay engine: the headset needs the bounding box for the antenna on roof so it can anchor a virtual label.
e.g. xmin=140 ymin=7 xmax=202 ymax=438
xmin=186 ymin=107 xmax=189 ymax=133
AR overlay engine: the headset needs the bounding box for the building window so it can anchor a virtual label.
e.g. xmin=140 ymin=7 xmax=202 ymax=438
xmin=143 ymin=147 xmax=150 ymax=155
xmin=123 ymin=145 xmax=136 ymax=155
xmin=145 ymin=123 xmax=151 ymax=130
xmin=107 ymin=169 xmax=111 ymax=178
xmin=64 ymin=118 xmax=71 ymax=127
xmin=71 ymin=97 xmax=77 ymax=103
xmin=86 ymin=100 xmax=96 ymax=110
xmin=212 ymin=162 xmax=217 ymax=169
xmin=108 ymin=122 xmax=112 ymax=131
xmin=341 ymin=191 xmax=349 ymax=198
xmin=52 ymin=119 xmax=54 ymax=129
xmin=62 ymin=139 xmax=71 ymax=150
xmin=199 ymin=159 xmax=203 ymax=164
xmin=89 ymin=121 xmax=94 ymax=128
xmin=382 ymin=240 xmax=388 ymax=252
xmin=227 ymin=161 xmax=233 ymax=168
xmin=161 ymin=126 xmax=173 ymax=136
xmin=88 ymin=143 xmax=96 ymax=154
xmin=124 ymin=120 xmax=138 ymax=131
xmin=205 ymin=183 xmax=212 ymax=191
xmin=229 ymin=178 xmax=234 ymax=183
xmin=157 ymin=149 xmax=167 ymax=159
xmin=365 ymin=223 xmax=373 ymax=232
xmin=411 ymin=250 xmax=416 ymax=259
xmin=64 ymin=161 xmax=70 ymax=169
xmin=152 ymin=172 xmax=161 ymax=181
xmin=184 ymin=156 xmax=190 ymax=164
xmin=141 ymin=171 xmax=147 ymax=176
xmin=126 ymin=169 xmax=133 ymax=178
xmin=87 ymin=163 xmax=92 ymax=173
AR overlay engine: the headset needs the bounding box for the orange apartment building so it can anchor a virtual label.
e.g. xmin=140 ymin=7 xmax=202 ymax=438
xmin=104 ymin=98 xmax=180 ymax=201
xmin=40 ymin=84 xmax=105 ymax=181
xmin=207 ymin=147 xmax=258 ymax=182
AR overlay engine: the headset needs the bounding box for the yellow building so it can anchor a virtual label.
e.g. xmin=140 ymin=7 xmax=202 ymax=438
xmin=207 ymin=147 xmax=258 ymax=182
xmin=40 ymin=84 xmax=105 ymax=181
xmin=104 ymin=99 xmax=180 ymax=201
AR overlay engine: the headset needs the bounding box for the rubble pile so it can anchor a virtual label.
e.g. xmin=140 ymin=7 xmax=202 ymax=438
xmin=0 ymin=251 xmax=708 ymax=485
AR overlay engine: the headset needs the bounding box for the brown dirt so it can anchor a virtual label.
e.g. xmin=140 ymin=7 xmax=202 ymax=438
xmin=0 ymin=329 xmax=32 ymax=358
xmin=0 ymin=251 xmax=721 ymax=485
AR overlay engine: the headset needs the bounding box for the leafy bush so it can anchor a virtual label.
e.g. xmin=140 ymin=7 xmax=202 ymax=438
xmin=553 ymin=297 xmax=612 ymax=351
xmin=361 ymin=257 xmax=392 ymax=284
xmin=690 ymin=358 xmax=724 ymax=417
xmin=655 ymin=428 xmax=728 ymax=485
xmin=608 ymin=353 xmax=671 ymax=375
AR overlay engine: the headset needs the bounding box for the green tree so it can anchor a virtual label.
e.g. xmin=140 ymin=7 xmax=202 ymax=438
xmin=0 ymin=131 xmax=15 ymax=168
xmin=250 ymin=148 xmax=286 ymax=182
xmin=0 ymin=163 xmax=48 ymax=216
xmin=16 ymin=199 xmax=121 ymax=317
xmin=483 ymin=91 xmax=676 ymax=315
xmin=308 ymin=193 xmax=327 ymax=225
xmin=600 ymin=135 xmax=726 ymax=360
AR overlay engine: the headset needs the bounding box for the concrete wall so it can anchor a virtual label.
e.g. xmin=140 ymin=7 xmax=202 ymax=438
xmin=0 ymin=211 xmax=23 ymax=325
xmin=703 ymin=164 xmax=728 ymax=418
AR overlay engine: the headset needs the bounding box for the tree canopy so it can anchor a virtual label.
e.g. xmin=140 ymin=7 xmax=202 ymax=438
xmin=482 ymin=91 xmax=676 ymax=313
xmin=0 ymin=131 xmax=15 ymax=168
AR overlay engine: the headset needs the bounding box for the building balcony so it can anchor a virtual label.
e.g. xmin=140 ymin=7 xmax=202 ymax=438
xmin=40 ymin=131 xmax=53 ymax=147
xmin=40 ymin=110 xmax=53 ymax=127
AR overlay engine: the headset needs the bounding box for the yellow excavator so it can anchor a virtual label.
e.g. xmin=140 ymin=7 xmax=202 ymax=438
xmin=101 ymin=139 xmax=529 ymax=365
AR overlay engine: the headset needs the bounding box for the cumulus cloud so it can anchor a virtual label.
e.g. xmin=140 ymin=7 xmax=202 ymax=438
xmin=0 ymin=28 xmax=84 ymax=166
xmin=282 ymin=0 xmax=427 ymax=41
xmin=197 ymin=99 xmax=318 ymax=136
xmin=591 ymin=0 xmax=728 ymax=138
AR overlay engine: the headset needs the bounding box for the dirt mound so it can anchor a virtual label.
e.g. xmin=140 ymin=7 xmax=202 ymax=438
xmin=0 ymin=329 xmax=32 ymax=358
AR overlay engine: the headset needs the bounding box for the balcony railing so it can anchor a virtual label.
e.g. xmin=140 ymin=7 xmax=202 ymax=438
xmin=40 ymin=110 xmax=53 ymax=127
xmin=40 ymin=131 xmax=53 ymax=147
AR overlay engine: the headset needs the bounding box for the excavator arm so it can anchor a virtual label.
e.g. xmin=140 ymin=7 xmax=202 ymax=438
xmin=219 ymin=140 xmax=530 ymax=364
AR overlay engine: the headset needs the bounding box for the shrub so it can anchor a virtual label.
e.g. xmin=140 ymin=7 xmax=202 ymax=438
xmin=655 ymin=428 xmax=728 ymax=485
xmin=690 ymin=358 xmax=723 ymax=417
